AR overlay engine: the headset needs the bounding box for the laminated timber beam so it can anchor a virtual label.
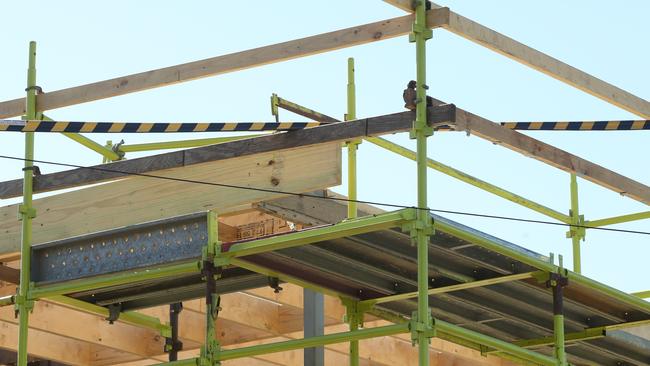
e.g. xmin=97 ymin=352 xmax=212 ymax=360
xmin=383 ymin=1 xmax=650 ymax=118
xmin=0 ymin=142 xmax=341 ymax=255
xmin=0 ymin=8 xmax=450 ymax=119
xmin=0 ymin=105 xmax=453 ymax=198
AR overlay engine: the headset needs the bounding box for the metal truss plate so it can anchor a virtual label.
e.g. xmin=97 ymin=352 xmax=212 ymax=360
xmin=31 ymin=213 xmax=208 ymax=283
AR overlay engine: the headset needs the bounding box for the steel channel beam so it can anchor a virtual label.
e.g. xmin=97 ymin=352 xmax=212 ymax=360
xmin=217 ymin=323 xmax=410 ymax=361
xmin=222 ymin=209 xmax=414 ymax=258
xmin=31 ymin=213 xmax=209 ymax=283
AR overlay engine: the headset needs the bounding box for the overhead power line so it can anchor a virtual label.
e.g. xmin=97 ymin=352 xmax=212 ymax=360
xmin=0 ymin=154 xmax=648 ymax=236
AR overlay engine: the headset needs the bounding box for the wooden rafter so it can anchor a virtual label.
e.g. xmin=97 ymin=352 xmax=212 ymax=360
xmin=0 ymin=8 xmax=449 ymax=119
xmin=382 ymin=0 xmax=650 ymax=118
xmin=438 ymin=98 xmax=650 ymax=205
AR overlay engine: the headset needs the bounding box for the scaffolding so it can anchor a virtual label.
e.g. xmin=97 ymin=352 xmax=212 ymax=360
xmin=1 ymin=2 xmax=649 ymax=365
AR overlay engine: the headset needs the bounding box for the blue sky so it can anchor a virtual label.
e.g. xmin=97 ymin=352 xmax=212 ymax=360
xmin=1 ymin=1 xmax=648 ymax=292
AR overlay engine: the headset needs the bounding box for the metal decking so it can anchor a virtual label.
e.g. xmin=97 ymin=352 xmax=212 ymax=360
xmin=31 ymin=211 xmax=650 ymax=365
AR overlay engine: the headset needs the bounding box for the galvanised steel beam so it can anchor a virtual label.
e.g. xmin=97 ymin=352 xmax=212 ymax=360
xmin=217 ymin=323 xmax=410 ymax=361
xmin=304 ymin=288 xmax=324 ymax=366
xmin=29 ymin=261 xmax=200 ymax=299
xmin=31 ymin=213 xmax=210 ymax=283
xmin=221 ymin=209 xmax=415 ymax=258
xmin=360 ymin=272 xmax=537 ymax=306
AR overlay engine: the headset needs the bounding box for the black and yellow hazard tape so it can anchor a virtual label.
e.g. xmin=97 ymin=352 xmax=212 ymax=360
xmin=501 ymin=120 xmax=650 ymax=131
xmin=0 ymin=120 xmax=323 ymax=133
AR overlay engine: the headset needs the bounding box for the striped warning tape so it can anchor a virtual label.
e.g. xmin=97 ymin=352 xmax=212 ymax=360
xmin=501 ymin=120 xmax=650 ymax=131
xmin=0 ymin=120 xmax=323 ymax=133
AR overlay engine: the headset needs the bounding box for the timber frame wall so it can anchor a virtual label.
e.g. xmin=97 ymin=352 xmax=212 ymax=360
xmin=0 ymin=1 xmax=649 ymax=365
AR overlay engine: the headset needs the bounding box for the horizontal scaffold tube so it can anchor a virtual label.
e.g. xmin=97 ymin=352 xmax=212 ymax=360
xmin=217 ymin=323 xmax=410 ymax=361
xmin=222 ymin=209 xmax=414 ymax=258
xmin=30 ymin=261 xmax=200 ymax=299
xmin=435 ymin=319 xmax=557 ymax=366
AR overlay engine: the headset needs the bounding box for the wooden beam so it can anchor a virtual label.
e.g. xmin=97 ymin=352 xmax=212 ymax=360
xmin=0 ymin=300 xmax=164 ymax=360
xmin=0 ymin=9 xmax=449 ymax=119
xmin=0 ymin=265 xmax=19 ymax=284
xmin=0 ymin=143 xmax=341 ymax=254
xmin=382 ymin=1 xmax=650 ymax=118
xmin=0 ymin=105 xmax=454 ymax=198
xmin=445 ymin=99 xmax=650 ymax=205
xmin=0 ymin=321 xmax=92 ymax=365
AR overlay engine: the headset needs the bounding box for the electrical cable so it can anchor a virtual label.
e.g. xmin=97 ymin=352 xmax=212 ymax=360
xmin=0 ymin=154 xmax=648 ymax=236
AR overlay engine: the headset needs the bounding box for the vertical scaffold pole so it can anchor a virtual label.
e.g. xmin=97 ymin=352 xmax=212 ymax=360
xmin=345 ymin=56 xmax=361 ymax=366
xmin=202 ymin=211 xmax=221 ymax=365
xmin=569 ymin=174 xmax=584 ymax=273
xmin=346 ymin=57 xmax=359 ymax=219
xmin=550 ymin=273 xmax=568 ymax=366
xmin=410 ymin=2 xmax=434 ymax=366
xmin=17 ymin=41 xmax=38 ymax=366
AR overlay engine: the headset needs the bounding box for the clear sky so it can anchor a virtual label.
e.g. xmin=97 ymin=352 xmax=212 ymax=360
xmin=1 ymin=1 xmax=648 ymax=293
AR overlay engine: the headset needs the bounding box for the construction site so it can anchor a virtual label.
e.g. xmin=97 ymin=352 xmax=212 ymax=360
xmin=1 ymin=1 xmax=649 ymax=365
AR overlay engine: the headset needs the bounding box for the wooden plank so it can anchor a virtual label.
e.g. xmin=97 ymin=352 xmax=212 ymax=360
xmin=0 ymin=143 xmax=341 ymax=254
xmin=0 ymin=105 xmax=454 ymax=198
xmin=0 ymin=265 xmax=19 ymax=284
xmin=443 ymin=98 xmax=650 ymax=204
xmin=0 ymin=301 xmax=164 ymax=360
xmin=383 ymin=1 xmax=650 ymax=118
xmin=0 ymin=321 xmax=92 ymax=365
xmin=0 ymin=9 xmax=450 ymax=119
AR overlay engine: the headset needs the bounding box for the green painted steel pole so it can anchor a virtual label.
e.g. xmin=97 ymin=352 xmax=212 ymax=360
xmin=586 ymin=210 xmax=650 ymax=227
xmin=346 ymin=57 xmax=359 ymax=220
xmin=217 ymin=323 xmax=409 ymax=361
xmin=346 ymin=57 xmax=360 ymax=366
xmin=569 ymin=174 xmax=582 ymax=273
xmin=551 ymin=277 xmax=568 ymax=366
xmin=411 ymin=2 xmax=434 ymax=365
xmin=17 ymin=41 xmax=38 ymax=366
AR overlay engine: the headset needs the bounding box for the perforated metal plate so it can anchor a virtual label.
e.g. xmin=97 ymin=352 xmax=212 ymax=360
xmin=31 ymin=213 xmax=208 ymax=283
